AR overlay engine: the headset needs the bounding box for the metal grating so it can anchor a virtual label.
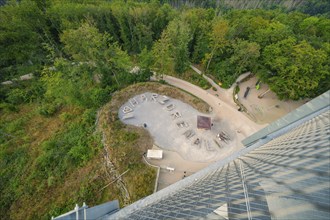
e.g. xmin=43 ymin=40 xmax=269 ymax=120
xmin=108 ymin=110 xmax=330 ymax=219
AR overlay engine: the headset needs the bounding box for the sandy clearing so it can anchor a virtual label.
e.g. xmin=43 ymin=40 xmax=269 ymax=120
xmin=189 ymin=65 xmax=306 ymax=125
xmin=237 ymin=76 xmax=307 ymax=124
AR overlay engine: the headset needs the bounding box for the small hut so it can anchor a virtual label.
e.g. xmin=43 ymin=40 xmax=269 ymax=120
xmin=197 ymin=116 xmax=212 ymax=130
xmin=147 ymin=150 xmax=163 ymax=159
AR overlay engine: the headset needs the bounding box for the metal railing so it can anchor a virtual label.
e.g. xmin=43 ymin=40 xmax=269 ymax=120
xmin=52 ymin=200 xmax=119 ymax=220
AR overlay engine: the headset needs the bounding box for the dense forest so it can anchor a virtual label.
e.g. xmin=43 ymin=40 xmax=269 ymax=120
xmin=0 ymin=0 xmax=329 ymax=219
xmin=160 ymin=0 xmax=330 ymax=16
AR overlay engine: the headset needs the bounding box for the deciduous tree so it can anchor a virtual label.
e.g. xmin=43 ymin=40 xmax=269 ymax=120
xmin=151 ymin=31 xmax=173 ymax=77
xmin=204 ymin=19 xmax=229 ymax=72
xmin=262 ymin=38 xmax=329 ymax=99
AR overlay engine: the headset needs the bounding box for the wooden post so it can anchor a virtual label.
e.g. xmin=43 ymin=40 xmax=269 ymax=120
xmin=258 ymin=89 xmax=271 ymax=99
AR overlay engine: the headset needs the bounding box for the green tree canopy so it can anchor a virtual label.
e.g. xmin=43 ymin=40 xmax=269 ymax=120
xmin=166 ymin=19 xmax=192 ymax=73
xmin=0 ymin=0 xmax=47 ymax=79
xmin=60 ymin=21 xmax=131 ymax=86
xmin=262 ymin=38 xmax=329 ymax=99
xmin=151 ymin=30 xmax=173 ymax=76
xmin=230 ymin=40 xmax=260 ymax=75
xmin=204 ymin=19 xmax=229 ymax=72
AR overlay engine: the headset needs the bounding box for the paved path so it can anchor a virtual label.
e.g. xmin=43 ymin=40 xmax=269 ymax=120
xmin=162 ymin=75 xmax=265 ymax=141
xmin=145 ymin=71 xmax=267 ymax=190
xmin=189 ymin=65 xmax=305 ymax=124
xmin=190 ymin=65 xmax=245 ymax=109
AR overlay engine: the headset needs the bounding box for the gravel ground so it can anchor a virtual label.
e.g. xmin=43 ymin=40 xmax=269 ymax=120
xmin=117 ymin=72 xmax=306 ymax=190
xmin=119 ymin=92 xmax=237 ymax=162
xmin=237 ymin=76 xmax=307 ymax=124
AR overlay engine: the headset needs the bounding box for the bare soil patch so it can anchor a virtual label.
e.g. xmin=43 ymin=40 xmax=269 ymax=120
xmin=237 ymin=76 xmax=307 ymax=124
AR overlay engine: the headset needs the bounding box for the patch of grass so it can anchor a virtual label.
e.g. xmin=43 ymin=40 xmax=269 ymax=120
xmin=158 ymin=79 xmax=167 ymax=84
xmin=96 ymin=82 xmax=210 ymax=206
xmin=0 ymin=102 xmax=19 ymax=113
xmin=110 ymin=82 xmax=210 ymax=113
xmin=234 ymin=85 xmax=240 ymax=94
xmin=0 ymin=82 xmax=210 ymax=219
xmin=168 ymin=68 xmax=212 ymax=90
xmin=98 ymin=98 xmax=156 ymax=206
xmin=0 ymin=103 xmax=108 ymax=220
xmin=238 ymin=73 xmax=253 ymax=83
xmin=38 ymin=101 xmax=62 ymax=117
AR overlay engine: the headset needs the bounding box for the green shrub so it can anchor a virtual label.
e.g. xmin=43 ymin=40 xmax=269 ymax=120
xmin=0 ymin=103 xmax=19 ymax=112
xmin=59 ymin=112 xmax=73 ymax=122
xmin=38 ymin=102 xmax=61 ymax=117
xmin=4 ymin=80 xmax=44 ymax=105
xmin=68 ymin=144 xmax=90 ymax=166
xmin=211 ymin=61 xmax=238 ymax=88
xmin=123 ymin=131 xmax=139 ymax=142
xmin=7 ymin=88 xmax=27 ymax=104
xmin=234 ymin=85 xmax=240 ymax=94
xmin=89 ymin=87 xmax=110 ymax=108
xmin=47 ymin=176 xmax=55 ymax=187
xmin=179 ymin=70 xmax=211 ymax=89
xmin=35 ymin=110 xmax=100 ymax=180
xmin=2 ymin=117 xmax=27 ymax=135
xmin=81 ymin=109 xmax=96 ymax=125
